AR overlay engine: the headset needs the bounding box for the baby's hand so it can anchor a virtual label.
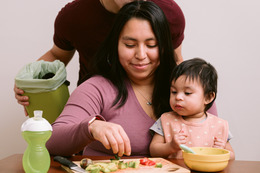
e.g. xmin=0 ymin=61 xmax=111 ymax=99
xmin=213 ymin=137 xmax=225 ymax=149
xmin=171 ymin=130 xmax=187 ymax=150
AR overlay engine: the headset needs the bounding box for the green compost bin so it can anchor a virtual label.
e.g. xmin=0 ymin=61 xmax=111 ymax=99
xmin=15 ymin=60 xmax=70 ymax=124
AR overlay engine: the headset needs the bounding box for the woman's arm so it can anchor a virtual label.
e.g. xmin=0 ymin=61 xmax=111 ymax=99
xmin=46 ymin=79 xmax=105 ymax=156
xmin=46 ymin=77 xmax=131 ymax=156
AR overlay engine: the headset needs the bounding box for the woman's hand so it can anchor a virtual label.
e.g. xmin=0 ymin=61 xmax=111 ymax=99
xmin=213 ymin=137 xmax=225 ymax=149
xmin=14 ymin=84 xmax=29 ymax=116
xmin=89 ymin=120 xmax=131 ymax=157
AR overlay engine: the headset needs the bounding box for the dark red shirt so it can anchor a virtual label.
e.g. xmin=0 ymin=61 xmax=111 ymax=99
xmin=54 ymin=0 xmax=185 ymax=85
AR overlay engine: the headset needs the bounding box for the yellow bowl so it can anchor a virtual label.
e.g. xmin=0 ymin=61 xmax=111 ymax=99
xmin=182 ymin=147 xmax=230 ymax=172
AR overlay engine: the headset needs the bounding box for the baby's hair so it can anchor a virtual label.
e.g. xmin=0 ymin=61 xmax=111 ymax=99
xmin=170 ymin=58 xmax=218 ymax=111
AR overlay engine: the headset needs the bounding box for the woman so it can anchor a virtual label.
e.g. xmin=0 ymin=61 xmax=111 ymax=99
xmin=46 ymin=1 xmax=176 ymax=157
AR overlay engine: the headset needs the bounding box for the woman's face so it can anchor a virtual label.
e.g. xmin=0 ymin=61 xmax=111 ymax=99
xmin=118 ymin=18 xmax=160 ymax=82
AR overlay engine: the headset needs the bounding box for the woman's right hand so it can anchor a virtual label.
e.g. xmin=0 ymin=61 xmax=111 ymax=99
xmin=89 ymin=120 xmax=131 ymax=157
xmin=14 ymin=84 xmax=29 ymax=116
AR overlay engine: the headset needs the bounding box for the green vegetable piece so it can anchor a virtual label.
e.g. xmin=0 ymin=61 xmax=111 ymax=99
xmin=110 ymin=159 xmax=119 ymax=166
xmin=133 ymin=161 xmax=140 ymax=168
xmin=155 ymin=162 xmax=163 ymax=168
xmin=107 ymin=163 xmax=118 ymax=172
xmin=91 ymin=169 xmax=101 ymax=173
xmin=86 ymin=165 xmax=101 ymax=173
xmin=128 ymin=161 xmax=139 ymax=168
xmin=100 ymin=167 xmax=111 ymax=173
xmin=118 ymin=161 xmax=128 ymax=169
xmin=128 ymin=161 xmax=135 ymax=168
xmin=95 ymin=162 xmax=108 ymax=168
xmin=86 ymin=165 xmax=100 ymax=171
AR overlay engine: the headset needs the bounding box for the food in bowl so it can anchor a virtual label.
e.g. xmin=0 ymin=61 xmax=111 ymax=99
xmin=182 ymin=147 xmax=230 ymax=172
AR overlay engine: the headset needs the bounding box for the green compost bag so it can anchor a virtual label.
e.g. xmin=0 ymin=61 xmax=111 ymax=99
xmin=15 ymin=60 xmax=70 ymax=124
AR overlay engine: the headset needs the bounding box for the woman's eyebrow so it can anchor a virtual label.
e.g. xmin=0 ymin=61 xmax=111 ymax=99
xmin=122 ymin=36 xmax=136 ymax=41
xmin=121 ymin=36 xmax=156 ymax=41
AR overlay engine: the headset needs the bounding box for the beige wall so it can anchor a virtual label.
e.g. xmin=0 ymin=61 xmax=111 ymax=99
xmin=1 ymin=0 xmax=259 ymax=160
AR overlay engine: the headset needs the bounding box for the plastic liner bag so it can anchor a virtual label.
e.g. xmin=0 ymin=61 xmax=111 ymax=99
xmin=15 ymin=60 xmax=70 ymax=124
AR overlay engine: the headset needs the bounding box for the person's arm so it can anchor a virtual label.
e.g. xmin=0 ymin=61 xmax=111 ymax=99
xmin=37 ymin=44 xmax=75 ymax=65
xmin=225 ymin=141 xmax=235 ymax=160
xmin=150 ymin=133 xmax=174 ymax=157
xmin=213 ymin=137 xmax=235 ymax=160
xmin=46 ymin=77 xmax=131 ymax=157
xmin=89 ymin=119 xmax=131 ymax=157
xmin=174 ymin=44 xmax=183 ymax=65
xmin=150 ymin=132 xmax=187 ymax=158
xmin=14 ymin=44 xmax=75 ymax=115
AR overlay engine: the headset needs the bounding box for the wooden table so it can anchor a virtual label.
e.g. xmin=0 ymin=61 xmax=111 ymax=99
xmin=1 ymin=154 xmax=259 ymax=173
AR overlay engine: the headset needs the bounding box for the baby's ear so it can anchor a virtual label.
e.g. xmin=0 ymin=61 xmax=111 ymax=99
xmin=205 ymin=92 xmax=215 ymax=105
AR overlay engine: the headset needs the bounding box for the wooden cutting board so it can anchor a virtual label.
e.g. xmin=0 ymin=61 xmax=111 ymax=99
xmin=73 ymin=158 xmax=190 ymax=173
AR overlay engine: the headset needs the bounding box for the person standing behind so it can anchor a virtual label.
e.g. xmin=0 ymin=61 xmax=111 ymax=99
xmin=46 ymin=1 xmax=176 ymax=157
xmin=14 ymin=0 xmax=186 ymax=113
xmin=149 ymin=58 xmax=235 ymax=160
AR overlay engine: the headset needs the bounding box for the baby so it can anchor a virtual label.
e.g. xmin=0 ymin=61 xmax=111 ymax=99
xmin=149 ymin=58 xmax=235 ymax=160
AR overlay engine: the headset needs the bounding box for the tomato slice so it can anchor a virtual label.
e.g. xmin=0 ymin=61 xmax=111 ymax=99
xmin=140 ymin=157 xmax=156 ymax=166
xmin=148 ymin=160 xmax=156 ymax=166
xmin=140 ymin=158 xmax=149 ymax=165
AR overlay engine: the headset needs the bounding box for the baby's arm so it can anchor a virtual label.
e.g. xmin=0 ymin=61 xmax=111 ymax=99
xmin=213 ymin=137 xmax=235 ymax=160
xmin=225 ymin=142 xmax=235 ymax=160
xmin=150 ymin=132 xmax=187 ymax=158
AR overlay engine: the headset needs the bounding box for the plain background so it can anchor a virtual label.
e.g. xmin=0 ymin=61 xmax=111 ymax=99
xmin=0 ymin=0 xmax=259 ymax=161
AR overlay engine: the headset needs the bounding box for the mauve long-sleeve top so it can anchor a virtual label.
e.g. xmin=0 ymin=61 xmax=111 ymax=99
xmin=46 ymin=76 xmax=155 ymax=156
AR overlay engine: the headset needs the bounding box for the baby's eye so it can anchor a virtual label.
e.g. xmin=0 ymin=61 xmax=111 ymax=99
xmin=171 ymin=91 xmax=177 ymax=94
xmin=185 ymin=92 xmax=192 ymax=95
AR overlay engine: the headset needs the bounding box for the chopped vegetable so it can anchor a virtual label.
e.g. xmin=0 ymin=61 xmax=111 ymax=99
xmin=106 ymin=163 xmax=118 ymax=172
xmin=85 ymin=161 xmax=119 ymax=173
xmin=140 ymin=157 xmax=156 ymax=166
xmin=86 ymin=164 xmax=101 ymax=173
xmin=84 ymin=157 xmax=160 ymax=172
xmin=80 ymin=158 xmax=93 ymax=169
xmin=128 ymin=161 xmax=140 ymax=168
xmin=118 ymin=161 xmax=128 ymax=169
xmin=110 ymin=159 xmax=119 ymax=166
xmin=155 ymin=162 xmax=163 ymax=168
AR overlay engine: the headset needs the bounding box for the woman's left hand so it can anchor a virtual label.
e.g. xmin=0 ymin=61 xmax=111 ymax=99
xmin=89 ymin=120 xmax=131 ymax=157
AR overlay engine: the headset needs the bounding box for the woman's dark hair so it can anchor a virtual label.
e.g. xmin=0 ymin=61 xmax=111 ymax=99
xmin=170 ymin=58 xmax=218 ymax=111
xmin=90 ymin=1 xmax=176 ymax=118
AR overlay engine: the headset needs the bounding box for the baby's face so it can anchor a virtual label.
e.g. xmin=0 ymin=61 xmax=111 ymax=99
xmin=170 ymin=75 xmax=207 ymax=118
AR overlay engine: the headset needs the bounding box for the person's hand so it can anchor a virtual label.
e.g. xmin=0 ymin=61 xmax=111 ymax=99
xmin=170 ymin=130 xmax=188 ymax=151
xmin=14 ymin=84 xmax=29 ymax=116
xmin=213 ymin=137 xmax=225 ymax=149
xmin=89 ymin=120 xmax=131 ymax=157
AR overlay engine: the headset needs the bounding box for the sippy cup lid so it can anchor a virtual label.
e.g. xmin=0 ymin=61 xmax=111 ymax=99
xmin=21 ymin=110 xmax=53 ymax=132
